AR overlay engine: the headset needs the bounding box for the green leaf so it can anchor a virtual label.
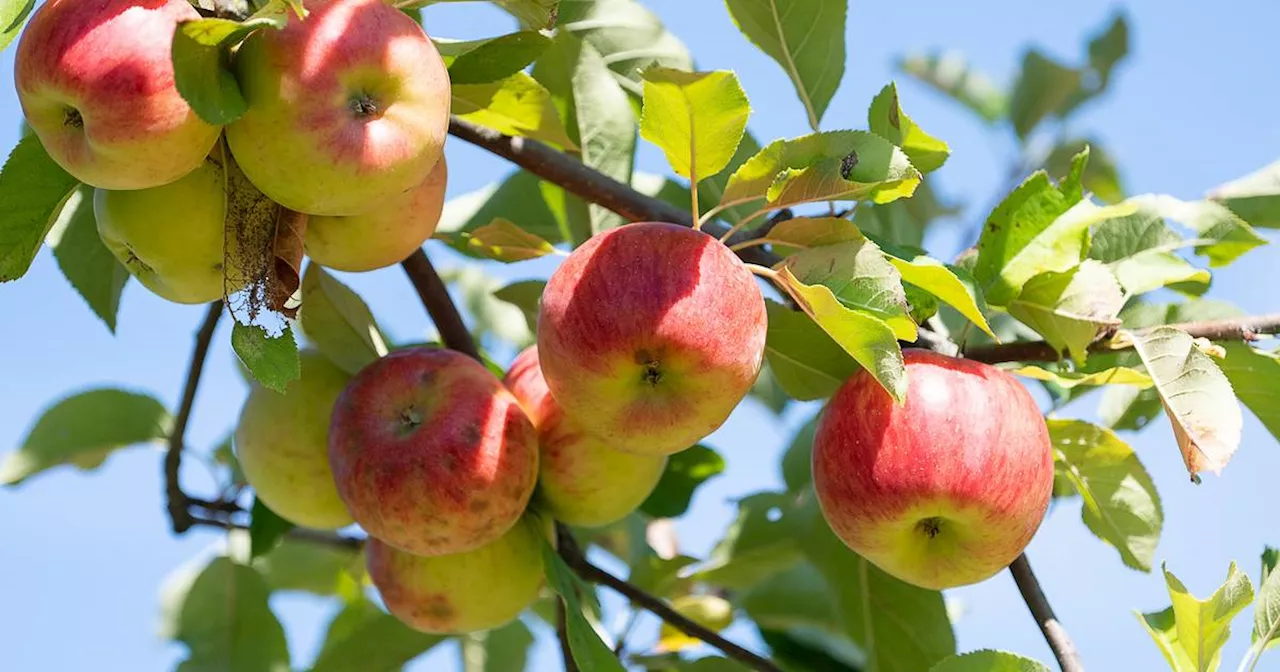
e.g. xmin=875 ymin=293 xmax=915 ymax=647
xmin=461 ymin=620 xmax=535 ymax=672
xmin=171 ymin=16 xmax=281 ymax=125
xmin=799 ymin=497 xmax=957 ymax=670
xmin=0 ymin=134 xmax=81 ymax=282
xmin=1008 ymin=49 xmax=1083 ymax=138
xmin=231 ymin=322 xmax=301 ymax=394
xmin=1089 ymin=208 xmax=1211 ymax=296
xmin=763 ymin=300 xmax=858 ymax=401
xmin=855 ymin=180 xmax=961 ymax=249
xmin=438 ymin=170 xmax=569 ymax=244
xmin=761 ymin=216 xmax=863 ymax=256
xmin=723 ymin=0 xmax=846 ymax=129
xmin=696 ymin=492 xmax=804 ymax=590
xmin=0 ymin=0 xmax=34 ymax=53
xmin=628 ymin=554 xmax=698 ymax=599
xmin=1 ymin=388 xmax=170 ymax=485
xmin=747 ymin=363 xmax=790 ymax=415
xmin=45 ymin=185 xmax=129 ymax=332
xmin=898 ymin=51 xmax=1006 ymax=121
xmin=313 ymin=597 xmax=446 ymax=672
xmin=417 ymin=0 xmax=559 ymax=30
xmin=1137 ymin=607 xmax=1196 ymax=672
xmin=440 ymin=31 xmax=552 ymax=85
xmin=1216 ymin=342 xmax=1280 ymax=444
xmin=540 ymin=533 xmax=627 ymax=672
xmin=1047 ymin=139 xmax=1124 ymax=203
xmin=721 ymin=131 xmax=920 ymax=212
xmin=492 ymin=279 xmax=546 ymax=335
xmin=783 ymin=238 xmax=916 ymax=341
xmin=930 ymin=650 xmax=1052 ymax=672
xmin=1161 ymin=562 xmax=1255 ymax=671
xmin=1208 ymin=158 xmax=1280 ymax=229
xmin=1048 ymin=419 xmax=1162 ymax=572
xmin=1128 ymin=326 xmax=1243 ymax=480
xmin=1010 ymin=365 xmax=1152 ymax=389
xmin=440 ymin=266 xmax=533 ymax=346
xmin=1254 ymin=545 xmax=1280 ymax=661
xmin=639 ymin=68 xmax=750 ymax=183
xmin=696 ymin=132 xmax=764 ymax=227
xmin=886 ymin=254 xmax=994 ymax=339
xmin=639 ymin=444 xmax=726 ymax=519
xmin=778 ymin=267 xmax=907 ymax=404
xmin=452 ymin=72 xmax=578 ymax=149
xmin=252 ymin=536 xmax=361 ymax=596
xmin=868 ymin=82 xmax=949 ymax=173
xmin=1007 ymin=260 xmax=1124 ymax=364
xmin=1126 ymin=194 xmax=1267 ymax=267
xmin=171 ymin=557 xmax=290 ymax=672
xmin=557 ymin=0 xmax=693 ymax=86
xmin=445 ymin=217 xmax=557 ymax=262
xmin=298 ymin=264 xmax=388 ymax=375
xmin=249 ymin=498 xmax=295 ymax=561
xmin=738 ymin=561 xmax=841 ymax=635
xmin=780 ymin=416 xmax=817 ymax=492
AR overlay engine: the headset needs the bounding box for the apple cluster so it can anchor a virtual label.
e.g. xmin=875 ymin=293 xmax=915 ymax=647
xmin=15 ymin=0 xmax=451 ymax=305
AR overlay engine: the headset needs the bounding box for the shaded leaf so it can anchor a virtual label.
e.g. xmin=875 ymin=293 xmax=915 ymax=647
xmin=640 ymin=444 xmax=726 ymax=519
xmin=445 ymin=217 xmax=557 ymax=262
xmin=1008 ymin=49 xmax=1082 ymax=139
xmin=747 ymin=363 xmax=791 ymax=415
xmin=557 ymin=0 xmax=692 ymax=85
xmin=231 ymin=322 xmax=301 ymax=394
xmin=930 ymin=650 xmax=1051 ymax=672
xmin=171 ymin=17 xmax=273 ymax=125
xmin=1255 ymin=545 xmax=1280 ymax=654
xmin=1129 ymin=327 xmax=1243 ymax=480
xmin=1049 ymin=419 xmax=1162 ymax=571
xmin=453 ymin=72 xmax=578 ymax=149
xmin=738 ymin=561 xmax=840 ymax=636
xmin=461 ymin=620 xmax=535 ymax=672
xmin=886 ymin=254 xmax=994 ymax=339
xmin=171 ymin=557 xmax=290 ymax=672
xmin=440 ymin=31 xmax=552 ymax=85
xmin=780 ymin=415 xmax=817 ymax=492
xmin=540 ymin=533 xmax=627 ymax=671
xmin=249 ymin=497 xmax=294 ymax=561
xmin=45 ymin=185 xmax=129 ymax=332
xmin=763 ymin=300 xmax=858 ymax=401
xmin=1216 ymin=342 xmax=1280 ymax=444
xmin=0 ymin=134 xmax=80 ymax=281
xmin=723 ymin=0 xmax=846 ymax=129
xmin=1047 ymin=139 xmax=1124 ymax=203
xmin=868 ymin=81 xmax=949 ymax=173
xmin=438 ymin=170 xmax=569 ymax=244
xmin=493 ymin=279 xmax=546 ymax=335
xmin=1007 ymin=260 xmax=1124 ymax=364
xmin=628 ymin=554 xmax=698 ymax=599
xmin=298 ymin=264 xmax=388 ymax=375
xmin=783 ymin=238 xmax=916 ymax=341
xmin=1 ymin=388 xmax=170 ymax=485
xmin=253 ymin=536 xmax=361 ymax=596
xmin=418 ymin=0 xmax=559 ymax=30
xmin=697 ymin=492 xmax=805 ymax=590
xmin=1208 ymin=158 xmax=1280 ymax=229
xmin=313 ymin=597 xmax=446 ymax=672
xmin=898 ymin=50 xmax=1006 ymax=122
xmin=854 ymin=180 xmax=961 ymax=249
xmin=640 ymin=68 xmax=750 ymax=182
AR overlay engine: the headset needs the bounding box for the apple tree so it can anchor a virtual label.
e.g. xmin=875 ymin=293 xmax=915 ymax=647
xmin=1 ymin=0 xmax=1278 ymax=670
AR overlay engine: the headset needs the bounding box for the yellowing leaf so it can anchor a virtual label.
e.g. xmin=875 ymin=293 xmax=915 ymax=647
xmin=761 ymin=216 xmax=863 ymax=256
xmin=886 ymin=254 xmax=994 ymax=339
xmin=777 ymin=267 xmax=906 ymax=403
xmin=1128 ymin=326 xmax=1244 ymax=479
xmin=782 ymin=239 xmax=916 ymax=341
xmin=763 ymin=299 xmax=858 ymax=401
xmin=868 ymin=82 xmax=949 ymax=173
xmin=1011 ymin=365 xmax=1152 ymax=389
xmin=1161 ymin=562 xmax=1255 ymax=671
xmin=447 ymin=218 xmax=556 ymax=262
xmin=452 ymin=72 xmax=578 ymax=149
xmin=640 ymin=68 xmax=750 ymax=182
xmin=1007 ymin=260 xmax=1125 ymax=364
xmin=658 ymin=595 xmax=734 ymax=652
xmin=1136 ymin=607 xmax=1196 ymax=672
xmin=1048 ymin=419 xmax=1162 ymax=572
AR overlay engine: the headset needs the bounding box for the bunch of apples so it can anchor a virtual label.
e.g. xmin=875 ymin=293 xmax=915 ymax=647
xmin=16 ymin=0 xmax=1058 ymax=635
xmin=16 ymin=0 xmax=451 ymax=305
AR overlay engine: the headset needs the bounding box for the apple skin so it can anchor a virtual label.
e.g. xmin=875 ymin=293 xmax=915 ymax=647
xmin=367 ymin=515 xmax=548 ymax=634
xmin=305 ymin=156 xmax=447 ymax=272
xmin=536 ymin=222 xmax=767 ymax=456
xmin=226 ymin=0 xmax=450 ymax=216
xmin=95 ymin=154 xmax=243 ymax=304
xmin=14 ymin=0 xmax=221 ymax=190
xmin=328 ymin=347 xmax=539 ymax=556
xmin=504 ymin=346 xmax=667 ymax=527
xmin=234 ymin=351 xmax=353 ymax=530
xmin=812 ymin=348 xmax=1054 ymax=590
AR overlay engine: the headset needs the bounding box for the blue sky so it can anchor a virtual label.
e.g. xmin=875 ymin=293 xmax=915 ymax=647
xmin=2 ymin=0 xmax=1278 ymax=670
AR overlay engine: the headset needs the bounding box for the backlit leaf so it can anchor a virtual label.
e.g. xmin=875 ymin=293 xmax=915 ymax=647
xmin=299 ymin=264 xmax=388 ymax=375
xmin=868 ymin=82 xmax=949 ymax=173
xmin=231 ymin=322 xmax=300 ymax=394
xmin=1254 ymin=546 xmax=1280 ymax=655
xmin=930 ymin=650 xmax=1052 ymax=672
xmin=1127 ymin=194 xmax=1266 ymax=267
xmin=0 ymin=0 xmax=34 ymax=53
xmin=1208 ymin=158 xmax=1280 ymax=229
xmin=1216 ymin=342 xmax=1280 ymax=444
xmin=782 ymin=238 xmax=916 ymax=341
xmin=0 ymin=134 xmax=80 ymax=282
xmin=1136 ymin=607 xmax=1195 ymax=672
xmin=640 ymin=68 xmax=750 ymax=182
xmin=898 ymin=50 xmax=1006 ymax=122
xmin=1011 ymin=365 xmax=1152 ymax=389
xmin=886 ymin=254 xmax=994 ymax=339
xmin=461 ymin=620 xmax=535 ymax=672
xmin=446 ymin=218 xmax=557 ymax=262
xmin=452 ymin=71 xmax=578 ymax=149
xmin=762 ymin=216 xmax=863 ymax=256
xmin=1007 ymin=260 xmax=1124 ymax=364
xmin=1158 ymin=562 xmax=1255 ymax=671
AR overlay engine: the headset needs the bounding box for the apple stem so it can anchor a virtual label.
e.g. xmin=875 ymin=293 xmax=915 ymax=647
xmin=744 ymin=263 xmax=779 ymax=281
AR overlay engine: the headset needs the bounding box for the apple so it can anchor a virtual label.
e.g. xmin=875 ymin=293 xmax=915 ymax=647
xmin=95 ymin=153 xmax=244 ymax=304
xmin=14 ymin=0 xmax=221 ymax=190
xmin=812 ymin=348 xmax=1054 ymax=590
xmin=234 ymin=351 xmax=353 ymax=530
xmin=537 ymin=222 xmax=767 ymax=456
xmin=328 ymin=347 xmax=539 ymax=556
xmin=367 ymin=514 xmax=548 ymax=634
xmin=305 ymin=156 xmax=448 ymax=272
xmin=504 ymin=346 xmax=667 ymax=527
xmin=226 ymin=0 xmax=450 ymax=216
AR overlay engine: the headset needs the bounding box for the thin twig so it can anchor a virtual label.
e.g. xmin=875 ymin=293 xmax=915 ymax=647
xmin=556 ymin=600 xmax=581 ymax=672
xmin=556 ymin=529 xmax=783 ymax=672
xmin=164 ymin=302 xmax=223 ymax=534
xmin=400 ymin=248 xmax=481 ymax=362
xmin=1009 ymin=554 xmax=1084 ymax=672
xmin=187 ymin=514 xmax=364 ymax=550
xmin=612 ymin=609 xmax=641 ymax=657
xmin=965 ymin=313 xmax=1280 ymax=364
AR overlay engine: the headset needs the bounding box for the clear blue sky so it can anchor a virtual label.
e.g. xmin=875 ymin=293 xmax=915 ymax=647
xmin=2 ymin=1 xmax=1278 ymax=670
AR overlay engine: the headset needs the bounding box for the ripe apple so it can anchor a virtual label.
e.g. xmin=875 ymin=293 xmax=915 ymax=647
xmin=328 ymin=347 xmax=539 ymax=556
xmin=226 ymin=0 xmax=450 ymax=216
xmin=812 ymin=349 xmax=1054 ymax=590
xmin=367 ymin=515 xmax=548 ymax=634
xmin=504 ymin=346 xmax=667 ymax=527
xmin=305 ymin=156 xmax=448 ymax=272
xmin=537 ymin=222 xmax=767 ymax=456
xmin=95 ymin=153 xmax=243 ymax=304
xmin=234 ymin=351 xmax=352 ymax=530
xmin=14 ymin=0 xmax=221 ymax=190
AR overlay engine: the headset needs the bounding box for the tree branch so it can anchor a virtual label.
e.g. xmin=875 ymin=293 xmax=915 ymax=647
xmin=400 ymin=247 xmax=481 ymax=362
xmin=187 ymin=513 xmax=364 ymax=550
xmin=447 ymin=117 xmax=783 ymax=269
xmin=556 ymin=600 xmax=581 ymax=672
xmin=164 ymin=301 xmax=224 ymax=534
xmin=556 ymin=526 xmax=783 ymax=672
xmin=965 ymin=313 xmax=1280 ymax=364
xmin=1009 ymin=554 xmax=1084 ymax=672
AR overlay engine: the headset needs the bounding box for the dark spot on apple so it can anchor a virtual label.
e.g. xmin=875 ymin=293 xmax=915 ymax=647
xmin=469 ymin=499 xmax=489 ymax=513
xmin=916 ymin=516 xmax=944 ymax=539
xmin=63 ymin=106 xmax=83 ymax=129
xmin=840 ymin=151 xmax=859 ymax=180
xmin=462 ymin=423 xmax=482 ymax=445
